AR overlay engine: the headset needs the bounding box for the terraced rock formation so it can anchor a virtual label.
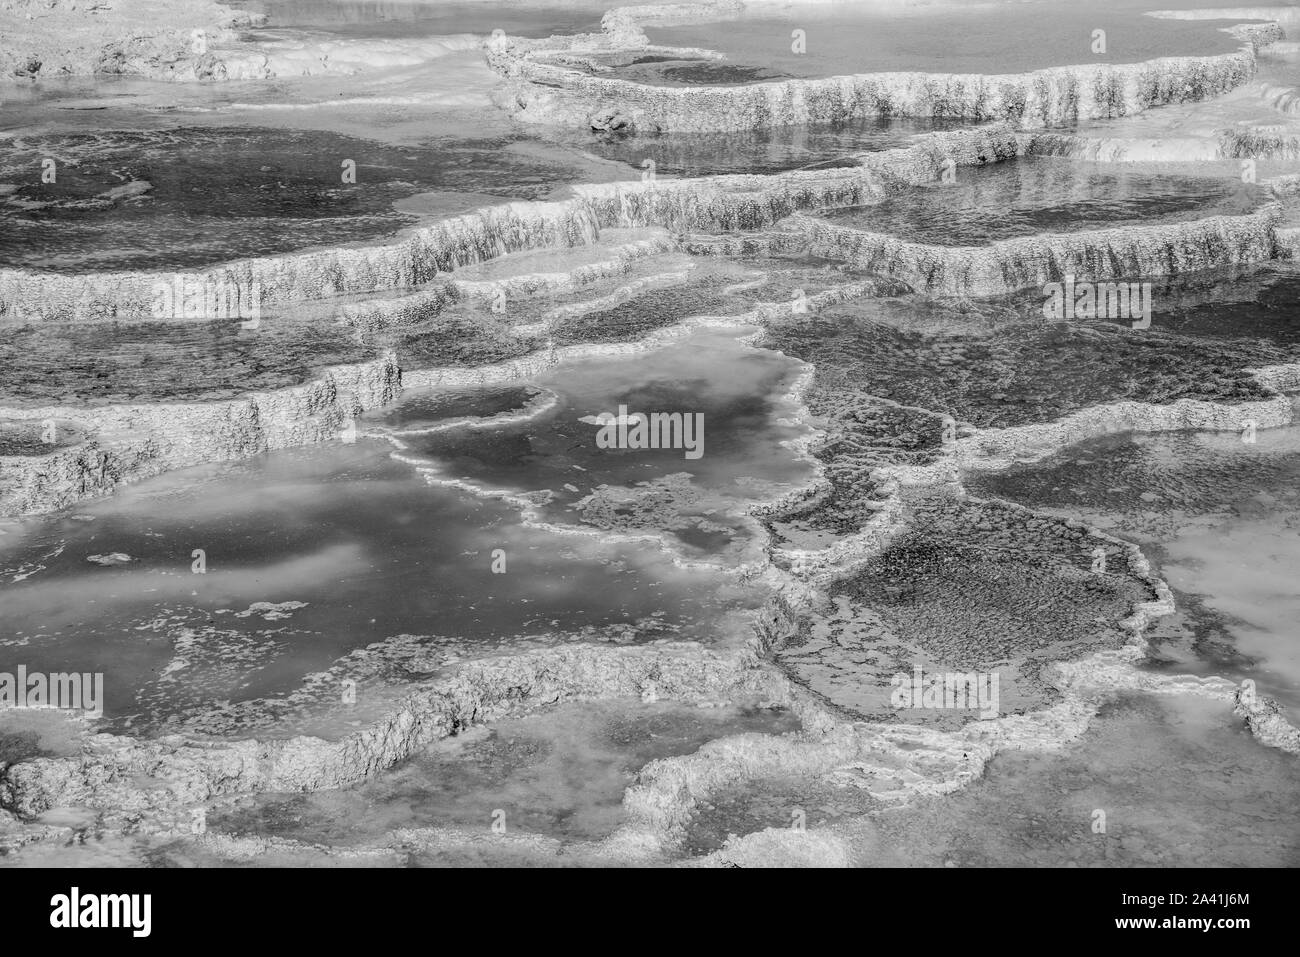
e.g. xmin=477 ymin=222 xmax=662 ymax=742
xmin=2 ymin=0 xmax=1298 ymax=867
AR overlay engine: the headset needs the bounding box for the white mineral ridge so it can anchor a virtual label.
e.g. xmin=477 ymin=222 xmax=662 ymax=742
xmin=86 ymin=552 xmax=134 ymax=566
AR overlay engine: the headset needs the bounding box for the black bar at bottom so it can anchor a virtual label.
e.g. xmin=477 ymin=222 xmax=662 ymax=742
xmin=0 ymin=866 xmax=1282 ymax=944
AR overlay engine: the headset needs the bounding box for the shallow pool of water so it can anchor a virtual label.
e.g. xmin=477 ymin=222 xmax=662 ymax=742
xmin=0 ymin=438 xmax=761 ymax=735
xmin=818 ymin=156 xmax=1265 ymax=246
xmin=967 ymin=425 xmax=1300 ymax=715
xmin=0 ymin=317 xmax=375 ymax=407
xmin=205 ymin=698 xmax=799 ymax=851
xmin=558 ymin=117 xmax=975 ymax=177
xmin=380 ymin=328 xmax=816 ymax=561
xmin=0 ymin=127 xmax=585 ymax=272
xmin=643 ymin=1 xmax=1247 ymax=81
xmin=862 ymin=692 xmax=1300 ymax=866
xmin=761 ymin=295 xmax=1273 ymax=431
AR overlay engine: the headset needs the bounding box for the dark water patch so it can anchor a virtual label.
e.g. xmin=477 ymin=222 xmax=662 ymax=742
xmin=391 ymin=330 xmax=813 ymax=560
xmin=0 ymin=319 xmax=374 ymax=406
xmin=551 ymin=258 xmax=877 ymax=345
xmin=0 ymin=441 xmax=752 ymax=731
xmin=778 ymin=492 xmax=1150 ymax=724
xmin=372 ymin=384 xmax=545 ymax=429
xmin=965 ymin=426 xmax=1300 ymax=712
xmin=1146 ymin=266 xmax=1300 ymax=352
xmin=561 ymin=117 xmax=971 ymax=177
xmin=761 ymin=298 xmax=1275 ymax=430
xmin=392 ymin=310 xmax=537 ymax=368
xmin=765 ymin=392 xmax=944 ymax=551
xmin=598 ymin=58 xmax=798 ymax=87
xmin=660 ymin=62 xmax=792 ymax=85
xmin=818 ymin=156 xmax=1265 ymax=246
xmin=0 ymin=729 xmax=48 ymax=765
xmin=0 ymin=128 xmax=582 ymax=272
xmin=549 ymin=277 xmax=734 ymax=345
xmin=965 ymin=428 xmax=1300 ymax=519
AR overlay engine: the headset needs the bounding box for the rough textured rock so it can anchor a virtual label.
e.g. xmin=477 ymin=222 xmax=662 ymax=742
xmin=0 ymin=124 xmax=1021 ymax=322
xmin=0 ymin=357 xmax=399 ymax=515
xmin=3 ymin=0 xmax=1298 ymax=867
xmin=803 ymin=205 xmax=1280 ymax=296
xmin=0 ymin=618 xmax=794 ymax=821
xmin=0 ymin=0 xmax=262 ymax=82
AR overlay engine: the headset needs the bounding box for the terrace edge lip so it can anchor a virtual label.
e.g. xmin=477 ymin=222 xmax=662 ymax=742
xmin=151 ymin=276 xmax=262 ymax=324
